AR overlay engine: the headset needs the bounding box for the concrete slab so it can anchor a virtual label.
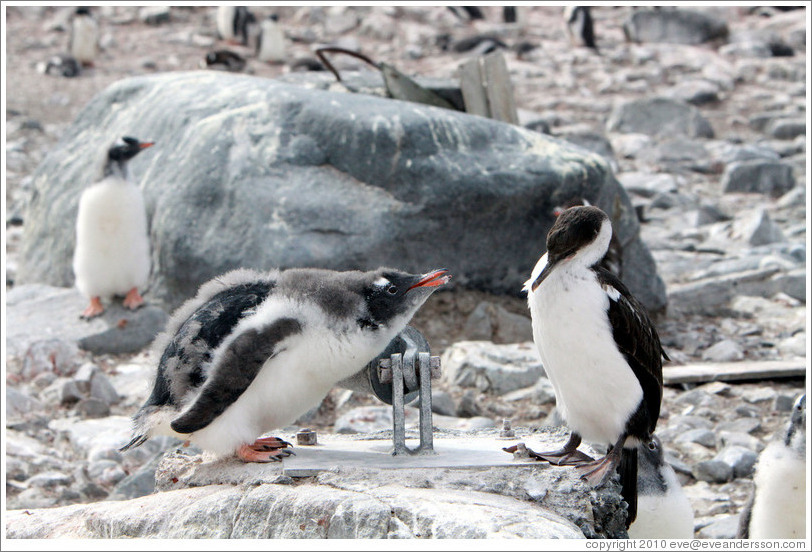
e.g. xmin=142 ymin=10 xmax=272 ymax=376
xmin=282 ymin=433 xmax=562 ymax=477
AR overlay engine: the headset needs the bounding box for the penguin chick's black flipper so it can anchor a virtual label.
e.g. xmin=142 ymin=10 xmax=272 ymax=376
xmin=170 ymin=318 xmax=302 ymax=434
xmin=620 ymin=445 xmax=639 ymax=527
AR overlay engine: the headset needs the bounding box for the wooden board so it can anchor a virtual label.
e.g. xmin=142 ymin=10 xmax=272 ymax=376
xmin=663 ymin=359 xmax=807 ymax=385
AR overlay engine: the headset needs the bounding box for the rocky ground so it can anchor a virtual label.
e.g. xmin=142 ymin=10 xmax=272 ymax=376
xmin=4 ymin=5 xmax=808 ymax=539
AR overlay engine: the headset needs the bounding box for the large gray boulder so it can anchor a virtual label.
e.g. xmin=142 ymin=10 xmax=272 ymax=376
xmin=623 ymin=8 xmax=729 ymax=45
xmin=18 ymin=71 xmax=665 ymax=312
xmin=607 ymin=97 xmax=714 ymax=139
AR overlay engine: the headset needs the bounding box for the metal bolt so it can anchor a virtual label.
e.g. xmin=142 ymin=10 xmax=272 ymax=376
xmin=429 ymin=356 xmax=441 ymax=379
xmin=296 ymin=428 xmax=317 ymax=446
xmin=500 ymin=418 xmax=515 ymax=438
xmin=512 ymin=442 xmax=530 ymax=460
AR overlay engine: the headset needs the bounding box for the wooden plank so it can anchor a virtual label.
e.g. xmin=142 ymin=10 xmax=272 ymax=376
xmin=481 ymin=51 xmax=518 ymax=125
xmin=663 ymin=359 xmax=807 ymax=386
xmin=459 ymin=57 xmax=489 ymax=118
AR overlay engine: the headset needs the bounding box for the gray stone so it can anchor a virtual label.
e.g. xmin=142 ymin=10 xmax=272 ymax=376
xmin=502 ymin=377 xmax=557 ymax=405
xmin=89 ymin=371 xmax=121 ymax=405
xmin=715 ymin=446 xmax=757 ymax=478
xmin=741 ymin=387 xmax=777 ymax=404
xmin=749 ymin=111 xmax=790 ymax=132
xmin=78 ymin=306 xmax=169 ymax=355
xmin=768 ymin=270 xmax=805 ymax=303
xmin=692 ymin=460 xmax=733 ymax=483
xmin=430 ymin=390 xmax=456 ymax=417
xmin=76 ymin=398 xmax=111 ymax=418
xmin=26 ymin=471 xmax=73 ymax=489
xmin=667 ymin=267 xmax=780 ymax=316
xmin=675 ymin=428 xmax=717 ymax=448
xmin=701 ymin=339 xmax=744 ymax=362
xmin=606 ymin=97 xmax=714 ymax=139
xmin=719 ymin=41 xmax=772 ymax=58
xmin=19 ymin=337 xmax=80 ymax=380
xmin=665 ymin=79 xmax=720 ymax=106
xmin=623 ymin=8 xmax=728 ymax=45
xmin=694 ymin=203 xmax=731 ymax=226
xmin=441 ymin=341 xmax=543 ymax=395
xmin=730 ymin=209 xmax=786 ymax=246
xmin=716 ymin=418 xmax=761 ymax=435
xmin=619 ymin=172 xmax=678 ymax=198
xmin=718 ymin=431 xmax=764 ymax=453
xmin=721 ymin=160 xmax=795 ymax=197
xmin=766 ymin=118 xmax=805 ymax=140
xmin=674 ymin=389 xmax=718 ymax=408
xmin=697 ymin=514 xmax=739 ymax=539
xmin=6 ymin=387 xmax=44 ymax=419
xmin=16 ymin=72 xmax=665 ymax=313
xmin=643 ymin=138 xmax=714 ymax=173
xmin=774 ymin=393 xmax=799 ymax=412
xmin=462 ymin=302 xmax=533 ymax=344
xmin=108 ymin=452 xmax=163 ymax=501
xmin=53 ymin=379 xmax=84 ymax=405
xmin=73 ymin=363 xmax=98 ymax=394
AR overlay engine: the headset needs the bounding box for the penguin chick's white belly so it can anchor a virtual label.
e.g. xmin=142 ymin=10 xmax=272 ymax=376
xmin=73 ymin=178 xmax=150 ymax=300
xmin=749 ymin=441 xmax=806 ymax=539
xmin=188 ymin=304 xmax=398 ymax=456
xmin=529 ymin=266 xmax=642 ymax=444
xmin=628 ymin=467 xmax=695 ymax=539
xmin=71 ymin=18 xmax=98 ymax=64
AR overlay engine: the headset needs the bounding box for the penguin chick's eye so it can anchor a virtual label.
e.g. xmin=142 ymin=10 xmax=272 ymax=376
xmin=648 ymin=441 xmax=657 ymax=451
xmin=386 ymin=285 xmax=398 ymax=295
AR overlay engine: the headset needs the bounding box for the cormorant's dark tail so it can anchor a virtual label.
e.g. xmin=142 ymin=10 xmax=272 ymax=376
xmin=119 ymin=434 xmax=148 ymax=452
xmin=620 ymin=446 xmax=638 ymax=528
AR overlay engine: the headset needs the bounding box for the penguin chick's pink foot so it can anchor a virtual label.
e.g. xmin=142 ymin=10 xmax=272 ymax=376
xmin=237 ymin=437 xmax=294 ymax=463
xmin=80 ymin=296 xmax=105 ymax=319
xmin=122 ymin=287 xmax=145 ymax=310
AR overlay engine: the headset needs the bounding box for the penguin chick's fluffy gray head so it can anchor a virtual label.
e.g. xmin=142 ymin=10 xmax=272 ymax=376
xmin=785 ymin=393 xmax=806 ymax=452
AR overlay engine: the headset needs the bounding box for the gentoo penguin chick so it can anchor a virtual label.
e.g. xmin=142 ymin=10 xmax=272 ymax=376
xmin=73 ymin=136 xmax=154 ymax=320
xmin=203 ymin=50 xmax=247 ymax=72
xmin=553 ymin=198 xmax=622 ymax=278
xmin=69 ymin=7 xmax=99 ymax=67
xmin=38 ymin=53 xmax=81 ymax=78
xmin=120 ymin=266 xmax=451 ymax=462
xmin=524 ymin=205 xmax=666 ymax=526
xmin=564 ymin=6 xmax=598 ymax=51
xmin=738 ymin=394 xmax=806 ymax=539
xmin=216 ymin=6 xmax=255 ymax=46
xmin=628 ymin=435 xmax=695 ymax=539
xmin=256 ymin=14 xmax=286 ymax=64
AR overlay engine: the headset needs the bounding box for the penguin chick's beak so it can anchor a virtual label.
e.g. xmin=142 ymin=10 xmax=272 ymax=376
xmin=408 ymin=269 xmax=451 ymax=291
xmin=139 ymin=142 xmax=155 ymax=149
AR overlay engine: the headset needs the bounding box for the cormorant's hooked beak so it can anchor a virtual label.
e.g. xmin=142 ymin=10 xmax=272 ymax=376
xmin=408 ymin=269 xmax=451 ymax=291
xmin=139 ymin=141 xmax=155 ymax=149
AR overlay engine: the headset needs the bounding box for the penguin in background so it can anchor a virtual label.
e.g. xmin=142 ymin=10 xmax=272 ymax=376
xmin=628 ymin=435 xmax=695 ymax=539
xmin=202 ymin=49 xmax=247 ymax=72
xmin=73 ymin=137 xmax=154 ymax=320
xmin=564 ymin=6 xmax=598 ymax=51
xmin=37 ymin=53 xmax=81 ymax=78
xmin=738 ymin=394 xmax=806 ymax=539
xmin=69 ymin=6 xmax=99 ymax=67
xmin=120 ymin=266 xmax=451 ymax=462
xmin=256 ymin=14 xmax=286 ymax=64
xmin=523 ymin=206 xmax=667 ymax=527
xmin=216 ymin=6 xmax=255 ymax=46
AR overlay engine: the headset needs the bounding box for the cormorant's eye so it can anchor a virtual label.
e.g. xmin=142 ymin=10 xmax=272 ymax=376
xmin=386 ymin=285 xmax=398 ymax=295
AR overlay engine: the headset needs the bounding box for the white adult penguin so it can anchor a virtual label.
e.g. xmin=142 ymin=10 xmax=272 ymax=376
xmin=256 ymin=14 xmax=285 ymax=63
xmin=216 ymin=5 xmax=255 ymax=46
xmin=73 ymin=136 xmax=154 ymax=320
xmin=69 ymin=6 xmax=99 ymax=67
xmin=738 ymin=394 xmax=806 ymax=539
xmin=523 ymin=205 xmax=667 ymax=527
xmin=120 ymin=266 xmax=451 ymax=462
xmin=628 ymin=435 xmax=695 ymax=538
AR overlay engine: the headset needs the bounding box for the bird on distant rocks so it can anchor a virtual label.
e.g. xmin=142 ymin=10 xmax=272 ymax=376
xmin=737 ymin=394 xmax=806 ymax=539
xmin=73 ymin=136 xmax=154 ymax=320
xmin=256 ymin=14 xmax=286 ymax=63
xmin=202 ymin=49 xmax=247 ymax=72
xmin=69 ymin=6 xmax=99 ymax=67
xmin=522 ymin=205 xmax=667 ymax=527
xmin=216 ymin=5 xmax=255 ymax=46
xmin=120 ymin=266 xmax=451 ymax=462
xmin=564 ymin=6 xmax=598 ymax=51
xmin=628 ymin=435 xmax=695 ymax=538
xmin=38 ymin=53 xmax=81 ymax=78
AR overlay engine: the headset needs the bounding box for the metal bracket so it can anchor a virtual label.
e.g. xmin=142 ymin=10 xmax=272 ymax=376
xmin=378 ymin=352 xmax=441 ymax=455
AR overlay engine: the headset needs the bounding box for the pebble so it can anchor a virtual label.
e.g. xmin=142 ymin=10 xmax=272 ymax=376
xmin=675 ymin=428 xmax=717 ymax=449
xmin=693 ymin=460 xmax=734 ymax=484
xmin=715 ymin=446 xmax=757 ymax=478
xmin=701 ymin=339 xmax=745 ymax=362
xmin=721 ymin=160 xmax=795 ymax=197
